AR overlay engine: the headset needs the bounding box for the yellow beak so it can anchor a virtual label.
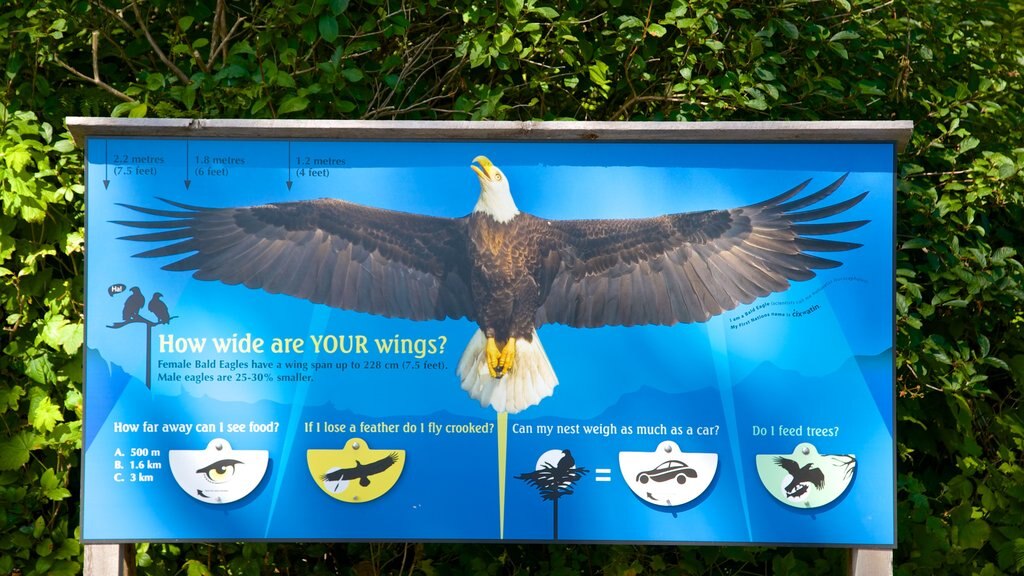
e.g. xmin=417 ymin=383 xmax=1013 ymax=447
xmin=471 ymin=156 xmax=495 ymax=181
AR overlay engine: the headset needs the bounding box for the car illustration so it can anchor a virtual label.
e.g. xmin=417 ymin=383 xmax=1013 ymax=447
xmin=636 ymin=460 xmax=699 ymax=484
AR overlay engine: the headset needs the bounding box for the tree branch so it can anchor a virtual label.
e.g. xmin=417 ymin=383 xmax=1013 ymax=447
xmin=130 ymin=1 xmax=191 ymax=85
xmin=53 ymin=56 xmax=133 ymax=102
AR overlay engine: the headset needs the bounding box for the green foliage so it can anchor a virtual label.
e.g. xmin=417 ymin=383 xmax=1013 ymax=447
xmin=0 ymin=102 xmax=84 ymax=575
xmin=2 ymin=0 xmax=1024 ymax=574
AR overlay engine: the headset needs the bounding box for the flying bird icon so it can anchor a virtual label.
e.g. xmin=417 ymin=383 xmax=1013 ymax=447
xmin=321 ymin=452 xmax=399 ymax=487
xmin=774 ymin=456 xmax=826 ymax=499
xmin=116 ymin=157 xmax=868 ymax=413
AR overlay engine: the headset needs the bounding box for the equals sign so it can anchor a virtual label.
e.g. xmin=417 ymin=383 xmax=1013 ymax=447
xmin=595 ymin=468 xmax=612 ymax=482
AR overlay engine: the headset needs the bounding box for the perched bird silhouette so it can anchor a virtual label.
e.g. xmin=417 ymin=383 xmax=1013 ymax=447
xmin=516 ymin=449 xmax=589 ymax=500
xmin=149 ymin=292 xmax=171 ymax=324
xmin=116 ymin=157 xmax=868 ymax=413
xmin=555 ymin=449 xmax=575 ymax=472
xmin=321 ymin=452 xmax=399 ymax=487
xmin=774 ymin=457 xmax=826 ymax=498
xmin=122 ymin=286 xmax=144 ymax=322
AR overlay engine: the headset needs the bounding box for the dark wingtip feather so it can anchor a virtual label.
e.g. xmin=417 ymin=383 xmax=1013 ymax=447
xmin=114 ymin=202 xmax=195 ymax=219
xmin=118 ymin=229 xmax=193 ymax=243
xmin=788 ymin=191 xmax=868 ymax=223
xmin=746 ymin=179 xmax=812 ymax=209
xmin=793 ymin=219 xmax=869 ymax=236
xmin=775 ymin=173 xmax=850 ymax=213
xmin=154 ymin=197 xmax=216 ymax=211
xmin=111 ymin=218 xmax=191 ymax=230
xmin=795 ymin=238 xmax=864 ymax=253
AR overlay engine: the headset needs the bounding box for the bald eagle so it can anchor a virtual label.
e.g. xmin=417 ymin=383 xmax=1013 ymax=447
xmin=116 ymin=157 xmax=867 ymax=413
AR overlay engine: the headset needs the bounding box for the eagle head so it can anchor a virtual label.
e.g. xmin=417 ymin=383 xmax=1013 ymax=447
xmin=471 ymin=155 xmax=519 ymax=223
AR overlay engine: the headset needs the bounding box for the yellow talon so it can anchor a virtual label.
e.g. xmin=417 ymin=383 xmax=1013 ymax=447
xmin=486 ymin=337 xmax=501 ymax=378
xmin=485 ymin=337 xmax=516 ymax=378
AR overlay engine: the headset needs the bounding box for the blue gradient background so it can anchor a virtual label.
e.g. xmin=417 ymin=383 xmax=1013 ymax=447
xmin=83 ymin=138 xmax=894 ymax=544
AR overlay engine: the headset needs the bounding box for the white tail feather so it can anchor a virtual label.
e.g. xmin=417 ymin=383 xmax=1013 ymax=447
xmin=457 ymin=329 xmax=558 ymax=414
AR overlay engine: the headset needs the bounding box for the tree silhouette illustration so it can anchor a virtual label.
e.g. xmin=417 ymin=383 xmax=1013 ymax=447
xmin=515 ymin=450 xmax=589 ymax=539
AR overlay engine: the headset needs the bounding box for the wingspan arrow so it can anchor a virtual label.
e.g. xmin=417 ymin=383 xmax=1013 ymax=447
xmin=286 ymin=141 xmax=293 ymax=190
xmin=103 ymin=139 xmax=110 ymax=189
xmin=184 ymin=140 xmax=192 ymax=190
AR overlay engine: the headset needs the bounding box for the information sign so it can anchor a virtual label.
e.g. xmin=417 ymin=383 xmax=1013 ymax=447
xmin=77 ymin=121 xmax=899 ymax=545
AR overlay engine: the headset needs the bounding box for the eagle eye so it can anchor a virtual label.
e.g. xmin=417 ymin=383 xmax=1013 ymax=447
xmin=197 ymin=459 xmax=242 ymax=483
xmin=494 ymin=173 xmax=503 ymax=181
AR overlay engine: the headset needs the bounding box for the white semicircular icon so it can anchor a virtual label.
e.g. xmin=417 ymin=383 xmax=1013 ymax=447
xmin=755 ymin=442 xmax=856 ymax=509
xmin=168 ymin=438 xmax=269 ymax=504
xmin=618 ymin=440 xmax=718 ymax=507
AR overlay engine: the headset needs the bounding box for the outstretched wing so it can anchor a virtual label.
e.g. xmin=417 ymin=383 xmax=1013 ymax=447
xmin=774 ymin=457 xmax=802 ymax=476
xmin=356 ymin=452 xmax=400 ymax=476
xmin=115 ymin=199 xmax=474 ymax=321
xmin=535 ymin=175 xmax=867 ymax=327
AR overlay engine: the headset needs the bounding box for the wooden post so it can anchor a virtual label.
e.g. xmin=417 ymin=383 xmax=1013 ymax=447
xmin=84 ymin=544 xmax=134 ymax=576
xmin=850 ymin=548 xmax=892 ymax=576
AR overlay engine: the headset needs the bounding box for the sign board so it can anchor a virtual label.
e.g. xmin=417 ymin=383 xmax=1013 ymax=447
xmin=74 ymin=119 xmax=905 ymax=545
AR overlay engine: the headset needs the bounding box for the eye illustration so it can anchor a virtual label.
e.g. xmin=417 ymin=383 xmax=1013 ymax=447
xmin=197 ymin=459 xmax=242 ymax=484
xmin=168 ymin=439 xmax=269 ymax=504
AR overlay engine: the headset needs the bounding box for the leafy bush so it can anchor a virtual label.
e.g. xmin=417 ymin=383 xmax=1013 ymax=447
xmin=2 ymin=0 xmax=1024 ymax=574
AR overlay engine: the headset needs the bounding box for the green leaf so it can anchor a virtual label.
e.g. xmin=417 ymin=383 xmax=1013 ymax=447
xmin=1008 ymin=355 xmax=1024 ymax=389
xmin=830 ymin=30 xmax=860 ymax=42
xmin=901 ymin=238 xmax=932 ymax=249
xmin=530 ymin=6 xmax=559 ymax=20
xmin=278 ymin=96 xmax=310 ymax=115
xmin=0 ymin=431 xmax=35 ymax=470
xmin=341 ymin=68 xmax=363 ymax=82
xmin=41 ymin=314 xmax=83 ymax=355
xmin=145 ymin=72 xmax=165 ymax=91
xmin=0 ymin=385 xmax=24 ymax=413
xmin=40 ymin=467 xmax=69 ymax=500
xmin=29 ymin=391 xmax=63 ymax=432
xmin=503 ymin=0 xmax=524 ymax=18
xmin=4 ymin=148 xmax=31 ymax=172
xmin=185 ymin=559 xmax=214 ymax=576
xmin=1011 ymin=538 xmax=1024 ymax=571
xmin=128 ymin=103 xmax=148 ymax=118
xmin=24 ymin=354 xmax=55 ymax=384
xmin=318 ymin=15 xmax=339 ymax=43
xmin=329 ymin=0 xmax=349 ymax=15
xmin=776 ymin=19 xmax=799 ymax=39
xmin=177 ymin=16 xmax=194 ymax=31
xmin=978 ymin=334 xmax=990 ymax=358
xmin=52 ymin=139 xmax=75 ymax=153
xmin=647 ymin=23 xmax=667 ymax=38
xmin=958 ymin=519 xmax=990 ymax=549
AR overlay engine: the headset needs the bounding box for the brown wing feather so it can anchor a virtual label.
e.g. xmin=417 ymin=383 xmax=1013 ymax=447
xmin=535 ymin=175 xmax=867 ymax=327
xmin=114 ymin=198 xmax=474 ymax=321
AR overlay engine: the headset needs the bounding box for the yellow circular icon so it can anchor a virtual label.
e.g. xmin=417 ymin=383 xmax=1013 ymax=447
xmin=307 ymin=438 xmax=405 ymax=503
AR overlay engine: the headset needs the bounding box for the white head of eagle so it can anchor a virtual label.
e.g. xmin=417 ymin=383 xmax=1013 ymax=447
xmin=116 ymin=157 xmax=868 ymax=414
xmin=471 ymin=155 xmax=520 ymax=223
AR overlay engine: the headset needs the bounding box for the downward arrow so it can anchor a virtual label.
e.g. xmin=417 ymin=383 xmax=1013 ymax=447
xmin=184 ymin=139 xmax=192 ymax=190
xmin=286 ymin=141 xmax=293 ymax=190
xmin=103 ymin=139 xmax=110 ymax=189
